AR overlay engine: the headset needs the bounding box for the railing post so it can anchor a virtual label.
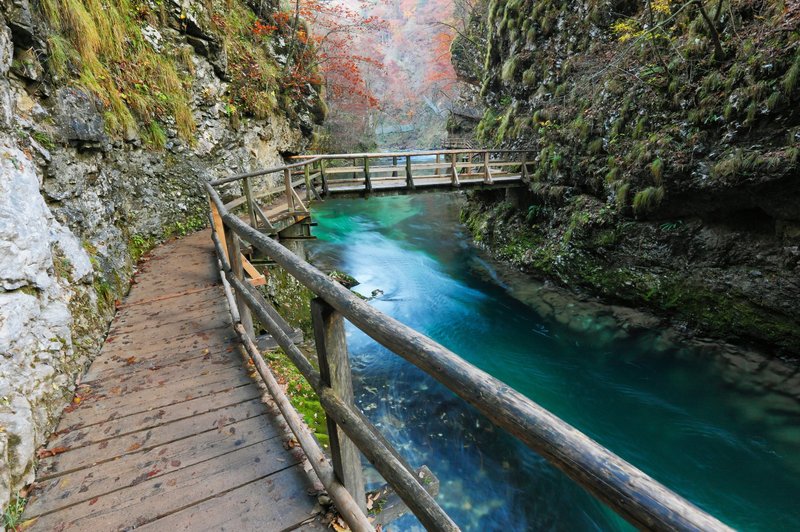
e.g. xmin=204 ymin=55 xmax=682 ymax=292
xmin=363 ymin=157 xmax=372 ymax=193
xmin=320 ymin=160 xmax=329 ymax=197
xmin=311 ymin=298 xmax=366 ymax=513
xmin=284 ymin=167 xmax=295 ymax=213
xmin=392 ymin=156 xmax=398 ymax=178
xmin=225 ymin=225 xmax=255 ymax=338
xmin=521 ymin=151 xmax=529 ymax=180
xmin=405 ymin=155 xmax=415 ymax=190
xmin=483 ymin=151 xmax=493 ymax=184
xmin=305 ymin=163 xmax=312 ymax=202
xmin=450 ymin=153 xmax=460 ymax=187
xmin=435 ymin=153 xmax=441 ymax=176
xmin=243 ymin=177 xmax=257 ymax=229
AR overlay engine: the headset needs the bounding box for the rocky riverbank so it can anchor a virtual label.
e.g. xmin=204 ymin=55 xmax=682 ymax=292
xmin=451 ymin=0 xmax=800 ymax=359
xmin=462 ymin=189 xmax=800 ymax=359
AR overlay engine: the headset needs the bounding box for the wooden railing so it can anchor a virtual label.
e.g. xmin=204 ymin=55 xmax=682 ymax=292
xmin=441 ymin=136 xmax=476 ymax=150
xmin=212 ymin=150 xmax=531 ymax=243
xmin=290 ymin=149 xmax=532 ymax=195
xmin=205 ymin=154 xmax=733 ymax=532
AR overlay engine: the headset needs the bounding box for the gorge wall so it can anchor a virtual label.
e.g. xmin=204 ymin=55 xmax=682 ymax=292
xmin=453 ymin=0 xmax=800 ymax=356
xmin=0 ymin=0 xmax=321 ymax=509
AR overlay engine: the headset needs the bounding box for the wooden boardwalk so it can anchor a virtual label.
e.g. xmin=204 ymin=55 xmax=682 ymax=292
xmin=22 ymin=230 xmax=324 ymax=531
xmin=324 ymin=174 xmax=523 ymax=197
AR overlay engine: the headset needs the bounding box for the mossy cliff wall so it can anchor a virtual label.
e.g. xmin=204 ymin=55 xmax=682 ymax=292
xmin=455 ymin=0 xmax=800 ymax=355
xmin=0 ymin=0 xmax=322 ymax=509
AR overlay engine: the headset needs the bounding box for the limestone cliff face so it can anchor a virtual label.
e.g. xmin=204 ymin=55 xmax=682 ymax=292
xmin=0 ymin=0 xmax=319 ymax=508
xmin=456 ymin=1 xmax=800 ymax=356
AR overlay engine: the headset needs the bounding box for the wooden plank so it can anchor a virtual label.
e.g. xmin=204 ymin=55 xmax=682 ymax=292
xmin=108 ymin=305 xmax=226 ymax=337
xmin=320 ymin=160 xmax=329 ymax=197
xmin=46 ymin=384 xmax=261 ymax=451
xmin=52 ymin=364 xmax=254 ymax=431
xmin=25 ymin=440 xmax=300 ymax=531
xmin=109 ymin=292 xmax=225 ymax=332
xmin=35 ymin=393 xmax=269 ymax=480
xmin=91 ymin=324 xmax=236 ymax=364
xmin=323 ymin=166 xmax=365 ymax=174
xmin=311 ymin=299 xmax=366 ymax=513
xmin=108 ymin=310 xmax=231 ymax=343
xmin=226 ymin=226 xmax=255 ymax=338
xmin=253 ymin=201 xmax=276 ymax=232
xmin=305 ymin=163 xmax=313 ymax=202
xmin=363 ymin=157 xmax=371 ymax=192
xmin=450 ymin=154 xmax=460 ymax=187
xmin=243 ymin=176 xmax=257 ymax=228
xmin=291 ymin=187 xmax=310 ymax=213
xmin=241 ymin=254 xmax=266 ymax=286
xmin=79 ymin=342 xmax=243 ymax=399
xmin=25 ymin=411 xmax=277 ymax=518
xmin=208 ymin=199 xmax=228 ymax=264
xmin=134 ymin=465 xmax=319 ymax=532
xmin=76 ymin=348 xmax=243 ymax=398
xmin=410 ymin=163 xmax=452 ymax=171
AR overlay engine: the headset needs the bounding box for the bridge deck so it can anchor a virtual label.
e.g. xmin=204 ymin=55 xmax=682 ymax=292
xmin=325 ymin=174 xmax=523 ymax=197
xmin=21 ymin=230 xmax=323 ymax=531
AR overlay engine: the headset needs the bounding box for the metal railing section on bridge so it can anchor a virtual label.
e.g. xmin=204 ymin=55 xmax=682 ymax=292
xmin=204 ymin=152 xmax=733 ymax=532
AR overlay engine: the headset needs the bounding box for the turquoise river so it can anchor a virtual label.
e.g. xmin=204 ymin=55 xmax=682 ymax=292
xmin=307 ymin=193 xmax=800 ymax=531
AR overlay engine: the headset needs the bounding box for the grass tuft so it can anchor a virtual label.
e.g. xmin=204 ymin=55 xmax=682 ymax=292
xmin=649 ymin=158 xmax=664 ymax=184
xmin=632 ymin=186 xmax=664 ymax=215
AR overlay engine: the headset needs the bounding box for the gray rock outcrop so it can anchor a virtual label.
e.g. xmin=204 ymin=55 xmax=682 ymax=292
xmin=0 ymin=0 xmax=316 ymax=510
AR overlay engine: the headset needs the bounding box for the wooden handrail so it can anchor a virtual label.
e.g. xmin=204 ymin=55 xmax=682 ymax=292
xmin=289 ymin=148 xmax=535 ymax=159
xmin=209 ymin=208 xmax=455 ymax=531
xmin=206 ymin=181 xmax=732 ymax=532
xmin=213 ymin=149 xmax=530 ymax=227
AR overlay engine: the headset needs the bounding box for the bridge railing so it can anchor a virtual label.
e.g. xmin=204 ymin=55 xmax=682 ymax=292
xmin=205 ymin=154 xmax=732 ymax=532
xmin=290 ymin=149 xmax=533 ymax=195
xmin=209 ymin=149 xmax=533 ymax=250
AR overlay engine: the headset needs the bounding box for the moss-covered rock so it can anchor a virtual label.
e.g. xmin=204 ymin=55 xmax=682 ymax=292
xmin=462 ymin=191 xmax=800 ymax=357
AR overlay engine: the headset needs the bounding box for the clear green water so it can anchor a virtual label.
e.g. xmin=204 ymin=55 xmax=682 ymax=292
xmin=308 ymin=194 xmax=800 ymax=531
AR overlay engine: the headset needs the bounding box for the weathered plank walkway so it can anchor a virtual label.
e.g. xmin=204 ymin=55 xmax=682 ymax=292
xmin=324 ymin=174 xmax=523 ymax=196
xmin=21 ymin=230 xmax=323 ymax=531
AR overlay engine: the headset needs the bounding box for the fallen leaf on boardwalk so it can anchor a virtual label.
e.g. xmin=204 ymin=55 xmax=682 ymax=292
xmin=331 ymin=516 xmax=350 ymax=531
xmin=36 ymin=446 xmax=70 ymax=459
xmin=88 ymin=497 xmax=99 ymax=505
xmin=18 ymin=517 xmax=38 ymax=530
xmin=146 ymin=469 xmax=161 ymax=478
xmin=127 ymin=442 xmax=142 ymax=452
xmin=20 ymin=484 xmax=35 ymax=498
xmin=125 ymin=356 xmax=137 ymax=365
xmin=72 ymin=396 xmax=82 ymax=405
xmin=110 ymin=387 xmax=122 ymax=395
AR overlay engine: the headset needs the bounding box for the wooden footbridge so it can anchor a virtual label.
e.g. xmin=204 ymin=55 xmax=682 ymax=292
xmin=24 ymin=149 xmax=732 ymax=531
